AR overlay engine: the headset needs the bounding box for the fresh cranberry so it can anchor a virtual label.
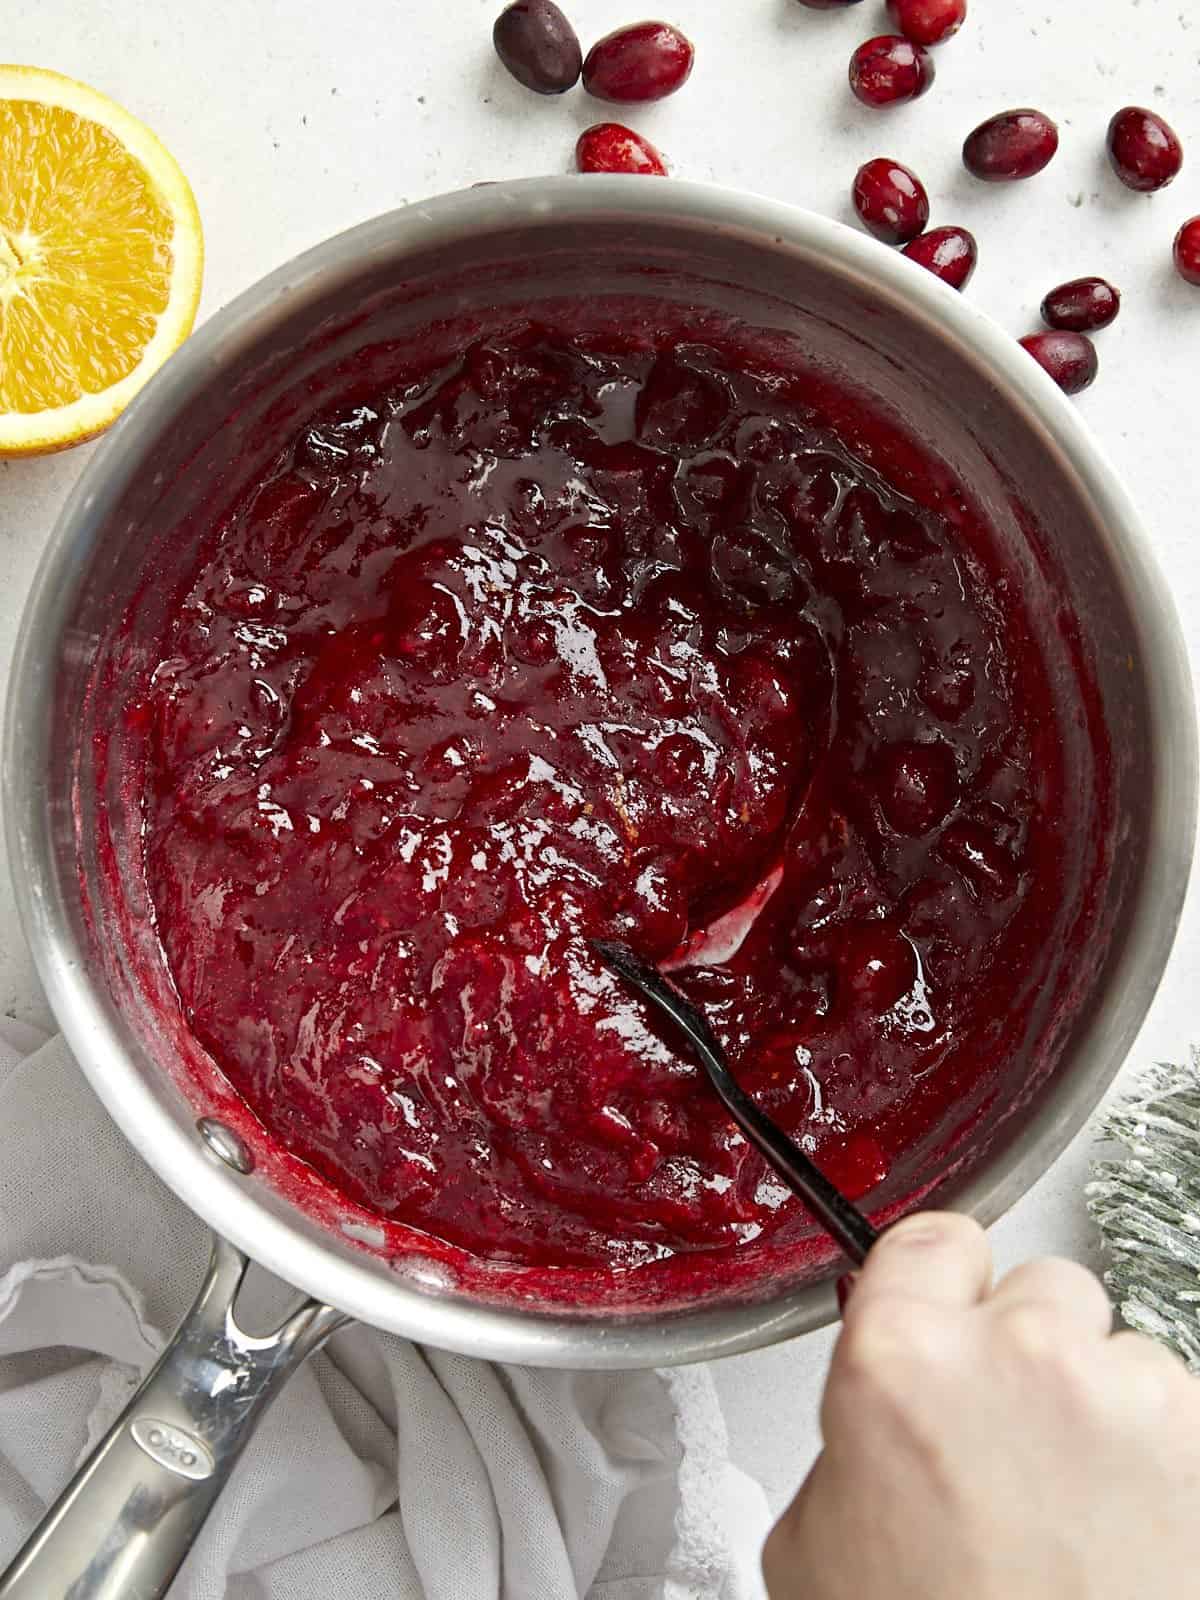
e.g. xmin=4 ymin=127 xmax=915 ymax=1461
xmin=493 ymin=0 xmax=582 ymax=94
xmin=1019 ymin=332 xmax=1098 ymax=395
xmin=582 ymin=21 xmax=694 ymax=103
xmin=852 ymin=158 xmax=929 ymax=244
xmin=1040 ymin=277 xmax=1120 ymax=333
xmin=576 ymin=122 xmax=667 ymax=176
xmin=878 ymin=740 xmax=957 ymax=834
xmin=901 ymin=225 xmax=977 ymax=289
xmin=1106 ymin=107 xmax=1183 ymax=193
xmin=794 ymin=0 xmax=867 ymax=8
xmin=1175 ymin=217 xmax=1200 ymax=286
xmin=848 ymin=35 xmax=934 ymax=108
xmin=963 ymin=109 xmax=1058 ymax=181
xmin=885 ymin=0 xmax=965 ymax=46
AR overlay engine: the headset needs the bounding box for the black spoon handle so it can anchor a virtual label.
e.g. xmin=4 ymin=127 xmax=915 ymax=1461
xmin=706 ymin=1068 xmax=879 ymax=1265
xmin=593 ymin=940 xmax=879 ymax=1265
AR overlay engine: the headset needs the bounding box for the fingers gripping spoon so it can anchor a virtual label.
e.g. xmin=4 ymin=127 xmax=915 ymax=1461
xmin=591 ymin=940 xmax=880 ymax=1265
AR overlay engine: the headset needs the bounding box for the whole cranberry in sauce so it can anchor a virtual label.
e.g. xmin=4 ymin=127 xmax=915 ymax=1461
xmin=885 ymin=0 xmax=966 ymax=46
xmin=878 ymin=740 xmax=957 ymax=835
xmin=1175 ymin=217 xmax=1200 ymax=286
xmin=901 ymin=225 xmax=977 ymax=289
xmin=1019 ymin=332 xmax=1098 ymax=395
xmin=493 ymin=0 xmax=583 ymax=94
xmin=582 ymin=21 xmax=694 ymax=103
xmin=1040 ymin=277 xmax=1120 ymax=333
xmin=838 ymin=922 xmax=918 ymax=1014
xmin=963 ymin=109 xmax=1058 ymax=181
xmin=852 ymin=158 xmax=929 ymax=244
xmin=849 ymin=35 xmax=934 ymax=108
xmin=576 ymin=122 xmax=667 ymax=176
xmin=1106 ymin=107 xmax=1183 ymax=193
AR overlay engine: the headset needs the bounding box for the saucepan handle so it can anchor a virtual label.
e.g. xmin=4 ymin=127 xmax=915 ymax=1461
xmin=0 ymin=1235 xmax=347 ymax=1600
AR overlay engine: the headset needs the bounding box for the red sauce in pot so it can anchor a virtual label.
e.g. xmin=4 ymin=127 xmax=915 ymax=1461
xmin=133 ymin=322 xmax=1100 ymax=1276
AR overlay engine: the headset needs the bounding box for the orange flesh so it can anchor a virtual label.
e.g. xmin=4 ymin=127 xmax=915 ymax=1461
xmin=0 ymin=99 xmax=174 ymax=414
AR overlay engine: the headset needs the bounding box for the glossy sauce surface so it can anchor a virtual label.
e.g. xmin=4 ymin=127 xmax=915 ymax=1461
xmin=141 ymin=325 xmax=1076 ymax=1273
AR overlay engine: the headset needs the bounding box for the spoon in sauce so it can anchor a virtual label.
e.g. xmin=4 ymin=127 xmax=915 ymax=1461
xmin=592 ymin=938 xmax=880 ymax=1265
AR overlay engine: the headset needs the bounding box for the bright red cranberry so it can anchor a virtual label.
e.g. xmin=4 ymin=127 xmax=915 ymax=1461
xmin=576 ymin=122 xmax=667 ymax=176
xmin=1040 ymin=277 xmax=1120 ymax=333
xmin=852 ymin=158 xmax=929 ymax=243
xmin=1107 ymin=107 xmax=1183 ymax=193
xmin=901 ymin=225 xmax=977 ymax=289
xmin=1175 ymin=217 xmax=1200 ymax=286
xmin=963 ymin=109 xmax=1058 ymax=181
xmin=582 ymin=21 xmax=694 ymax=103
xmin=493 ymin=0 xmax=582 ymax=94
xmin=849 ymin=35 xmax=934 ymax=108
xmin=885 ymin=0 xmax=965 ymax=46
xmin=1019 ymin=332 xmax=1098 ymax=395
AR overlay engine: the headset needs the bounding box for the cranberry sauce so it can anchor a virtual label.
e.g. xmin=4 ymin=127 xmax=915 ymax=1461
xmin=138 ymin=323 xmax=1085 ymax=1275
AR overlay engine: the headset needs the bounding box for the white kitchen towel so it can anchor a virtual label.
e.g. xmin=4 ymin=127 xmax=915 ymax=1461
xmin=0 ymin=1027 xmax=772 ymax=1599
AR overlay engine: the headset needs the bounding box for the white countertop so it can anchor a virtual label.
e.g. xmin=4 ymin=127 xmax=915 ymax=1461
xmin=3 ymin=0 xmax=1199 ymax=1515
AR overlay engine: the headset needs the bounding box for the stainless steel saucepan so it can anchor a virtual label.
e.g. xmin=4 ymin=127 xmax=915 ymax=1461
xmin=2 ymin=178 xmax=1194 ymax=1599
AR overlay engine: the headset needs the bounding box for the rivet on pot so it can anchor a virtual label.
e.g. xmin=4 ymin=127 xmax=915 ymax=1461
xmin=197 ymin=1118 xmax=255 ymax=1175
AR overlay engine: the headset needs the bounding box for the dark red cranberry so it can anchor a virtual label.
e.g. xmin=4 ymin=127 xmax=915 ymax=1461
xmin=1019 ymin=332 xmax=1098 ymax=395
xmin=795 ymin=0 xmax=867 ymax=8
xmin=963 ymin=109 xmax=1058 ymax=181
xmin=637 ymin=359 xmax=730 ymax=452
xmin=1106 ymin=107 xmax=1183 ymax=193
xmin=1175 ymin=217 xmax=1200 ymax=286
xmin=886 ymin=0 xmax=966 ymax=46
xmin=919 ymin=660 xmax=975 ymax=718
xmin=878 ymin=740 xmax=957 ymax=834
xmin=848 ymin=36 xmax=934 ymax=109
xmin=838 ymin=921 xmax=918 ymax=1013
xmin=493 ymin=0 xmax=582 ymax=95
xmin=576 ymin=122 xmax=667 ymax=176
xmin=852 ymin=158 xmax=929 ymax=243
xmin=938 ymin=819 xmax=1019 ymax=898
xmin=1040 ymin=276 xmax=1120 ymax=333
xmin=901 ymin=225 xmax=977 ymax=289
xmin=582 ymin=22 xmax=694 ymax=103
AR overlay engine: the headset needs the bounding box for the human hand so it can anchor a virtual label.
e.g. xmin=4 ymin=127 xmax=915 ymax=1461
xmin=763 ymin=1212 xmax=1200 ymax=1600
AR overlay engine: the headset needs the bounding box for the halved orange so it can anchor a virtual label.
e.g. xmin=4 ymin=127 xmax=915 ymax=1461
xmin=0 ymin=66 xmax=203 ymax=455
